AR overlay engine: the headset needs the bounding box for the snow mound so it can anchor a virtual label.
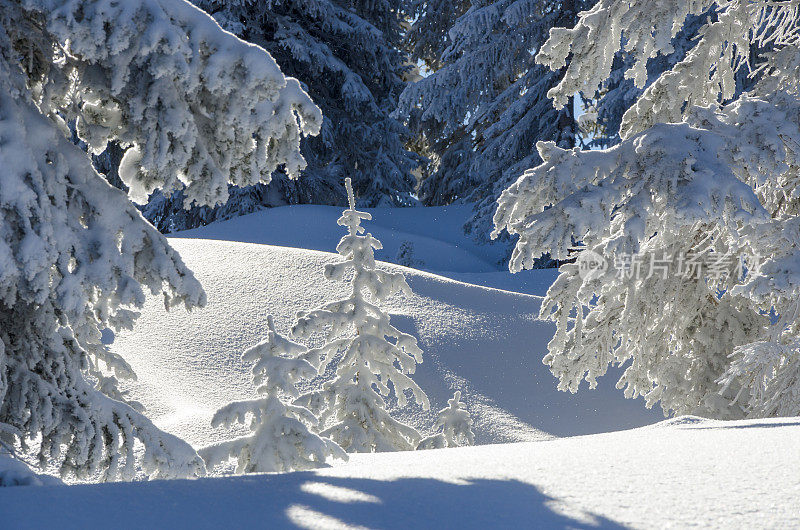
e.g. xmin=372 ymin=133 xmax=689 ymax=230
xmin=0 ymin=454 xmax=63 ymax=487
xmin=3 ymin=416 xmax=798 ymax=528
xmin=113 ymin=238 xmax=660 ymax=455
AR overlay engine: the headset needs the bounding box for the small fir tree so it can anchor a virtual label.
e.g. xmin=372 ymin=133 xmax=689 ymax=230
xmin=293 ymin=178 xmax=431 ymax=452
xmin=418 ymin=391 xmax=475 ymax=449
xmin=200 ymin=317 xmax=346 ymax=473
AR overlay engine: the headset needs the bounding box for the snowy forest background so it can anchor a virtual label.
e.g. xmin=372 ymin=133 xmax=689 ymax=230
xmin=2 ymin=1 xmax=800 ymax=525
xmin=99 ymin=0 xmax=594 ymax=250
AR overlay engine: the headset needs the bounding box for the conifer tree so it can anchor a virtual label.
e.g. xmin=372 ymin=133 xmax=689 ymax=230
xmin=399 ymin=0 xmax=583 ymax=256
xmin=418 ymin=391 xmax=475 ymax=449
xmin=494 ymin=0 xmax=800 ymax=418
xmin=201 ymin=317 xmax=346 ymax=473
xmin=0 ymin=0 xmax=319 ymax=480
xmin=293 ymin=178 xmax=430 ymax=452
xmin=137 ymin=0 xmax=421 ymax=233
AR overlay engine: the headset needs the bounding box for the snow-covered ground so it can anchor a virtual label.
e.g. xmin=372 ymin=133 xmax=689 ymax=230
xmin=4 ymin=205 xmax=798 ymax=528
xmin=3 ymin=416 xmax=799 ymax=528
xmin=109 ymin=237 xmax=659 ymax=450
xmin=112 ymin=203 xmax=662 ymax=448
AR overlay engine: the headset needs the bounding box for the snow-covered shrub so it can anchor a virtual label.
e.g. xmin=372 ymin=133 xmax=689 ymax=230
xmin=396 ymin=241 xmax=425 ymax=269
xmin=0 ymin=0 xmax=319 ymax=480
xmin=494 ymin=0 xmax=800 ymax=418
xmin=200 ymin=317 xmax=346 ymax=473
xmin=293 ymin=178 xmax=431 ymax=452
xmin=418 ymin=391 xmax=475 ymax=449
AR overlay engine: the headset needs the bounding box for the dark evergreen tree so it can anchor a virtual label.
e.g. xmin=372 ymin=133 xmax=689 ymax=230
xmin=398 ymin=0 xmax=585 ymax=260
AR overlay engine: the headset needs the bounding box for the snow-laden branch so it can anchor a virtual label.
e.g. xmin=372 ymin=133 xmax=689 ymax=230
xmin=494 ymin=92 xmax=800 ymax=417
xmin=23 ymin=0 xmax=321 ymax=206
xmin=538 ymin=0 xmax=800 ymax=138
xmin=0 ymin=0 xmax=323 ymax=480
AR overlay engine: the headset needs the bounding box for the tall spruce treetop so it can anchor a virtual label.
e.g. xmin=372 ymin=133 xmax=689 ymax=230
xmin=494 ymin=0 xmax=800 ymax=418
xmin=399 ymin=0 xmax=581 ymax=252
xmin=292 ymin=179 xmax=430 ymax=452
xmin=0 ymin=0 xmax=319 ymax=480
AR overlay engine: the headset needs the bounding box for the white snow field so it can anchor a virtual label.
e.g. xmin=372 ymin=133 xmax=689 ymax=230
xmin=177 ymin=203 xmax=556 ymax=294
xmin=3 ymin=205 xmax=799 ymax=528
xmin=2 ymin=416 xmax=798 ymax=528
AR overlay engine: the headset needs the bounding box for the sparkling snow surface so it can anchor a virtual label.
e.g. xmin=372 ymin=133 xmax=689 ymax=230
xmin=4 ymin=205 xmax=797 ymax=528
xmin=3 ymin=417 xmax=799 ymax=528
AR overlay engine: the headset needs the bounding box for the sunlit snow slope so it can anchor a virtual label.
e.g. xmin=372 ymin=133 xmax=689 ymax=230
xmin=6 ymin=206 xmax=798 ymax=529
xmin=112 ymin=237 xmax=660 ymax=452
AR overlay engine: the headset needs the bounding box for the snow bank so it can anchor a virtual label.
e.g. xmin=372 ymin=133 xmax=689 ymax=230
xmin=174 ymin=203 xmax=554 ymax=293
xmin=0 ymin=454 xmax=63 ymax=487
xmin=3 ymin=416 xmax=798 ymax=528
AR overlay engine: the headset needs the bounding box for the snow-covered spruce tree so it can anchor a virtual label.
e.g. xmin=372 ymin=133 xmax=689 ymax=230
xmin=403 ymin=0 xmax=470 ymax=73
xmin=200 ymin=317 xmax=346 ymax=473
xmin=138 ymin=0 xmax=422 ymax=233
xmin=578 ymin=7 xmax=761 ymax=149
xmin=494 ymin=0 xmax=800 ymax=418
xmin=398 ymin=0 xmax=582 ymax=254
xmin=292 ymin=178 xmax=430 ymax=452
xmin=417 ymin=391 xmax=474 ymax=449
xmin=205 ymin=0 xmax=421 ymax=207
xmin=0 ymin=0 xmax=320 ymax=480
xmin=576 ymin=10 xmax=710 ymax=149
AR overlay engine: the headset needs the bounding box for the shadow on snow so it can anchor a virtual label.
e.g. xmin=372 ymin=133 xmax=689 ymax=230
xmin=1 ymin=472 xmax=625 ymax=529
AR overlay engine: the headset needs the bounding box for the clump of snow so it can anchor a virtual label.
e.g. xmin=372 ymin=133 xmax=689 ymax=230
xmin=0 ymin=452 xmax=62 ymax=487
